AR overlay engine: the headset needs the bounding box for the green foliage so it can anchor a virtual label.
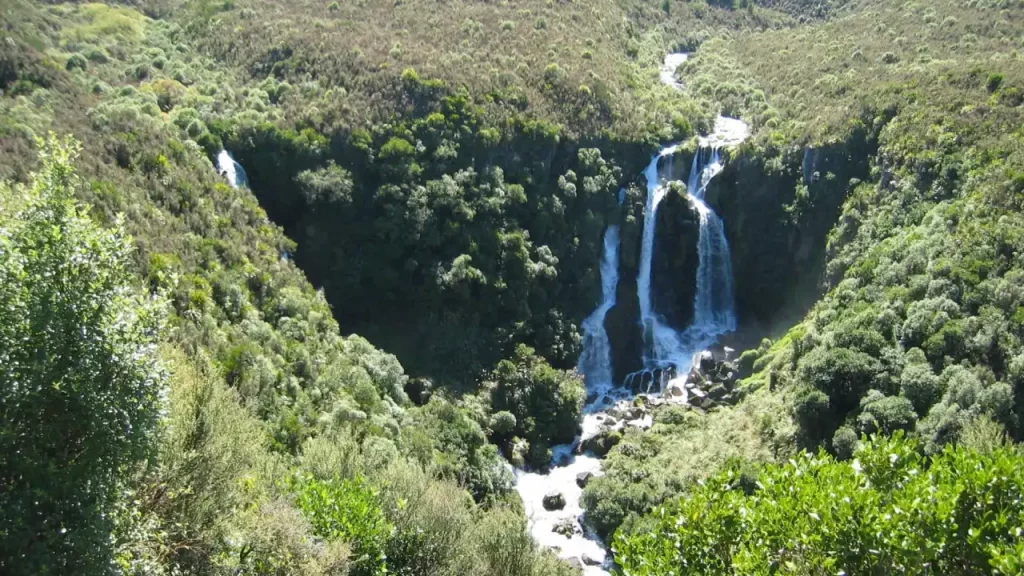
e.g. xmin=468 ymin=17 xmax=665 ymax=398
xmin=0 ymin=136 xmax=166 ymax=574
xmin=615 ymin=433 xmax=1024 ymax=575
xmin=407 ymin=396 xmax=514 ymax=501
xmin=294 ymin=475 xmax=392 ymax=576
xmin=489 ymin=344 xmax=585 ymax=467
xmin=798 ymin=346 xmax=882 ymax=423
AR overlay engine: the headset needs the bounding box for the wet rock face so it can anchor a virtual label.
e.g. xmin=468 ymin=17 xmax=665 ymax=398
xmin=651 ymin=183 xmax=701 ymax=332
xmin=607 ymin=216 xmax=643 ymax=385
xmin=704 ymin=137 xmax=874 ymax=333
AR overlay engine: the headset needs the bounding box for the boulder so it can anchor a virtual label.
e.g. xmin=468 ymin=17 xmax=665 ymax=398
xmin=566 ymin=558 xmax=585 ymax=571
xmin=708 ymin=383 xmax=728 ymax=400
xmin=581 ymin=430 xmax=623 ymax=457
xmin=586 ymin=391 xmax=599 ymax=404
xmin=604 ymin=416 xmax=618 ymax=427
xmin=576 ymin=471 xmax=594 ymax=488
xmin=668 ymin=383 xmax=685 ymax=397
xmin=542 ymin=492 xmax=566 ymax=511
xmin=699 ymin=350 xmax=716 ymax=373
xmin=552 ymin=517 xmax=580 ymax=537
xmin=582 ymin=553 xmax=603 ymax=566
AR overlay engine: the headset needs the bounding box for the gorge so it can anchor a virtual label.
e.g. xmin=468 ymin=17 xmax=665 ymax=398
xmin=513 ymin=54 xmax=750 ymax=572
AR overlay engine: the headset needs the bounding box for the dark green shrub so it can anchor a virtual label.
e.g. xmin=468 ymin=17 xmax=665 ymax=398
xmin=987 ymin=73 xmax=1005 ymax=93
xmin=900 ymin=362 xmax=943 ymax=415
xmin=831 ymin=425 xmax=858 ymax=460
xmin=793 ymin=387 xmax=831 ymax=440
xmin=798 ymin=346 xmax=882 ymax=416
xmin=490 ymin=344 xmax=584 ymax=465
xmin=65 ymin=53 xmax=88 ymax=71
xmin=858 ymin=392 xmax=918 ymax=434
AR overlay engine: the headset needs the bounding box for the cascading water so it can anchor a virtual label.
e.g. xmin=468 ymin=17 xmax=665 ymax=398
xmin=634 ymin=145 xmax=692 ymax=383
xmin=216 ymin=149 xmax=248 ymax=189
xmin=627 ymin=144 xmax=737 ymax=392
xmin=514 ymin=197 xmax=626 ymax=575
xmin=513 ymin=53 xmax=748 ymax=574
xmin=577 ymin=224 xmax=621 ymax=391
xmin=686 ymin=147 xmax=737 ymax=340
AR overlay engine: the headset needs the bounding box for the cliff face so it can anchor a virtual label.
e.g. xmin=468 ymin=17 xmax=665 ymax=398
xmin=652 ymin=183 xmax=701 ymax=333
xmin=605 ymin=132 xmax=876 ymax=383
xmin=705 ymin=135 xmax=874 ymax=337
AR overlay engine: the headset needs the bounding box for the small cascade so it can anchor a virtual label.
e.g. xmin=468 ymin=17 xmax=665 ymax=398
xmin=659 ymin=53 xmax=689 ymax=89
xmin=216 ymin=149 xmax=248 ymax=189
xmin=577 ymin=225 xmax=622 ymax=391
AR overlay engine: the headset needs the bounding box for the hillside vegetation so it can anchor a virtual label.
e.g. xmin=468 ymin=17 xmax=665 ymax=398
xmin=3 ymin=0 xmax=1024 ymax=574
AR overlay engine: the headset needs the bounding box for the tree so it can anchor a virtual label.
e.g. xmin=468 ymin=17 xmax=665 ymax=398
xmin=489 ymin=344 xmax=585 ymax=467
xmin=0 ymin=136 xmax=167 ymax=574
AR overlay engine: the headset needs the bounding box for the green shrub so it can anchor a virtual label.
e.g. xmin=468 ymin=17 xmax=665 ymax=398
xmin=900 ymin=362 xmax=943 ymax=414
xmin=489 ymin=344 xmax=585 ymax=466
xmin=490 ymin=410 xmax=517 ymax=437
xmin=615 ymin=434 xmax=1024 ymax=575
xmin=830 ymin=425 xmax=858 ymax=459
xmin=0 ymin=137 xmax=167 ymax=574
xmin=987 ymin=73 xmax=1005 ymax=93
xmin=858 ymin=392 xmax=918 ymax=434
xmin=66 ymin=53 xmax=88 ymax=71
xmin=798 ymin=346 xmax=882 ymax=416
xmin=294 ymin=475 xmax=392 ymax=576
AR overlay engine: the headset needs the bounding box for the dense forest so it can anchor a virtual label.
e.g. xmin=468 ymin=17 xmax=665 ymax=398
xmin=2 ymin=0 xmax=1024 ymax=574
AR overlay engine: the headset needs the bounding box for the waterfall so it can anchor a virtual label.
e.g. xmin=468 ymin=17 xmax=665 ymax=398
xmin=635 ymin=145 xmax=695 ymax=381
xmin=689 ymin=150 xmax=736 ymax=337
xmin=629 ymin=144 xmax=737 ymax=391
xmin=511 ymin=53 xmax=749 ymax=575
xmin=577 ymin=224 xmax=621 ymax=390
xmin=216 ymin=150 xmax=248 ymax=189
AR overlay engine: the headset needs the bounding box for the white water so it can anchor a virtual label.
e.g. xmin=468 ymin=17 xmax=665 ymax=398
xmin=635 ymin=145 xmax=691 ymax=378
xmin=577 ymin=225 xmax=621 ymax=390
xmin=216 ymin=149 xmax=248 ymax=189
xmin=513 ymin=53 xmax=747 ymax=574
xmin=659 ymin=53 xmax=689 ymax=89
xmin=699 ymin=116 xmax=751 ymax=149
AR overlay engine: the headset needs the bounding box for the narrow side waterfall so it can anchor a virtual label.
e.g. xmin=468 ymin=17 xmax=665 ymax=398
xmin=514 ymin=200 xmax=626 ymax=575
xmin=687 ymin=147 xmax=737 ymax=340
xmin=216 ymin=149 xmax=248 ymax=189
xmin=577 ymin=225 xmax=621 ymax=390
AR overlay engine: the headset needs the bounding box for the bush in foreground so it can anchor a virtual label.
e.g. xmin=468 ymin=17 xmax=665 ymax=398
xmin=614 ymin=433 xmax=1024 ymax=575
